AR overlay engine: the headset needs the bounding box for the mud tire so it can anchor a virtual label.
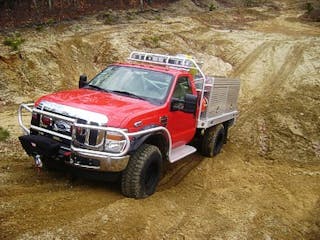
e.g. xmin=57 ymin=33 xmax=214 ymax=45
xmin=121 ymin=144 xmax=162 ymax=199
xmin=201 ymin=124 xmax=225 ymax=157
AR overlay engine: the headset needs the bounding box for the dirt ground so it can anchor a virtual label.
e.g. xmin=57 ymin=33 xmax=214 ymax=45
xmin=0 ymin=0 xmax=319 ymax=239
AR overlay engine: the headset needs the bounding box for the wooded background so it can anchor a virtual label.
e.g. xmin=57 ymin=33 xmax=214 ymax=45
xmin=0 ymin=0 xmax=173 ymax=29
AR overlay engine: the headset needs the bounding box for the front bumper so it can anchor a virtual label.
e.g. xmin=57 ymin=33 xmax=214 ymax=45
xmin=19 ymin=134 xmax=130 ymax=172
xmin=69 ymin=146 xmax=129 ymax=172
xmin=18 ymin=102 xmax=171 ymax=172
xmin=18 ymin=103 xmax=131 ymax=172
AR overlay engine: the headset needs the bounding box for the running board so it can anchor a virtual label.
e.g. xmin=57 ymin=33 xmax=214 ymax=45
xmin=169 ymin=145 xmax=197 ymax=163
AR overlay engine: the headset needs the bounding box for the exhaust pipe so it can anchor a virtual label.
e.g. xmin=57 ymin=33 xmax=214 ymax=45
xmin=34 ymin=154 xmax=43 ymax=168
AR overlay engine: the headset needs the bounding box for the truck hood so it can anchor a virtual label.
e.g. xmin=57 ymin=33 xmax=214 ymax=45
xmin=36 ymin=88 xmax=157 ymax=127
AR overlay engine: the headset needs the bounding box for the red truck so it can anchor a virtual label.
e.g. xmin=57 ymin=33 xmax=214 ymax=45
xmin=18 ymin=52 xmax=240 ymax=198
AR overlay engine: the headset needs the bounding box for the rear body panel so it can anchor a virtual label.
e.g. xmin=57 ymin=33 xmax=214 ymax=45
xmin=197 ymin=77 xmax=240 ymax=128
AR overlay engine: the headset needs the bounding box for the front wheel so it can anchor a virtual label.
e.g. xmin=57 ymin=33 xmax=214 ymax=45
xmin=201 ymin=124 xmax=225 ymax=157
xmin=121 ymin=144 xmax=162 ymax=199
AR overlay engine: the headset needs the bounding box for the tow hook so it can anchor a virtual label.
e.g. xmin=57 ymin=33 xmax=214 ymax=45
xmin=34 ymin=154 xmax=43 ymax=168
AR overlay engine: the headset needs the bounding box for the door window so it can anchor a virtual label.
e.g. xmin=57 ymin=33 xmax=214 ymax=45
xmin=172 ymin=77 xmax=192 ymax=100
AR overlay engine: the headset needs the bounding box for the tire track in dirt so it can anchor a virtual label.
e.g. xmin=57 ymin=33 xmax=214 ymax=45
xmin=238 ymin=42 xmax=305 ymax=106
xmin=232 ymin=41 xmax=308 ymax=162
xmin=266 ymin=43 xmax=305 ymax=94
xmin=158 ymin=154 xmax=203 ymax=191
xmin=231 ymin=41 xmax=273 ymax=78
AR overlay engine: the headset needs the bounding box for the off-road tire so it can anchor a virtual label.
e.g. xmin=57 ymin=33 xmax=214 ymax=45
xmin=121 ymin=144 xmax=162 ymax=199
xmin=201 ymin=124 xmax=225 ymax=157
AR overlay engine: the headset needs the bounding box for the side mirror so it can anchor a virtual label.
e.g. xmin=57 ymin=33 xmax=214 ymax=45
xmin=183 ymin=93 xmax=197 ymax=114
xmin=170 ymin=94 xmax=198 ymax=113
xmin=79 ymin=75 xmax=88 ymax=88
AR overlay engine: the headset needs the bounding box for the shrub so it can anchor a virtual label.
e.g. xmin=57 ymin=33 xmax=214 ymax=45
xmin=46 ymin=18 xmax=55 ymax=25
xmin=35 ymin=25 xmax=44 ymax=31
xmin=209 ymin=3 xmax=217 ymax=11
xmin=97 ymin=10 xmax=119 ymax=25
xmin=0 ymin=127 xmax=10 ymax=142
xmin=244 ymin=0 xmax=254 ymax=7
xmin=126 ymin=12 xmax=136 ymax=20
xmin=306 ymin=2 xmax=314 ymax=13
xmin=142 ymin=35 xmax=161 ymax=48
xmin=3 ymin=33 xmax=25 ymax=51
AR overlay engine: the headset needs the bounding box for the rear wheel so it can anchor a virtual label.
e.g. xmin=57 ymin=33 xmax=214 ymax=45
xmin=201 ymin=124 xmax=225 ymax=157
xmin=121 ymin=144 xmax=162 ymax=199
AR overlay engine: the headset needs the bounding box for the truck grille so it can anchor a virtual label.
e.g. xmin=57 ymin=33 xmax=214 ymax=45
xmin=73 ymin=120 xmax=105 ymax=150
xmin=32 ymin=101 xmax=109 ymax=150
xmin=31 ymin=110 xmax=74 ymax=146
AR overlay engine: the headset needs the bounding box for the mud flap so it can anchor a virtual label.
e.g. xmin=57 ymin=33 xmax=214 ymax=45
xmin=19 ymin=135 xmax=60 ymax=158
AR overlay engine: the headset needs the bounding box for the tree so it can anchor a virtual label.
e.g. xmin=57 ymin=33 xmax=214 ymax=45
xmin=48 ymin=0 xmax=52 ymax=10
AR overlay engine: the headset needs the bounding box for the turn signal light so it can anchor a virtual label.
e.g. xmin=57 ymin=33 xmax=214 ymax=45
xmin=106 ymin=132 xmax=124 ymax=141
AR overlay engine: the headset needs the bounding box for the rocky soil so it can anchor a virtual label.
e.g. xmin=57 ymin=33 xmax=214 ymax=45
xmin=0 ymin=0 xmax=319 ymax=239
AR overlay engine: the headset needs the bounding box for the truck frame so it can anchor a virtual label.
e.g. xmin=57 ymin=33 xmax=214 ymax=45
xmin=18 ymin=51 xmax=240 ymax=198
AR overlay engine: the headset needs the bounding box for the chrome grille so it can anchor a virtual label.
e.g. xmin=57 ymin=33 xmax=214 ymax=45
xmin=73 ymin=120 xmax=105 ymax=150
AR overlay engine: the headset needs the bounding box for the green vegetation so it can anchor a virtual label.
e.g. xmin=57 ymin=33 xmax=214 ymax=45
xmin=142 ymin=35 xmax=161 ymax=48
xmin=154 ymin=15 xmax=162 ymax=21
xmin=103 ymin=13 xmax=115 ymax=24
xmin=46 ymin=18 xmax=55 ymax=25
xmin=209 ymin=3 xmax=217 ymax=11
xmin=34 ymin=18 xmax=56 ymax=32
xmin=305 ymin=2 xmax=314 ymax=13
xmin=98 ymin=11 xmax=119 ymax=25
xmin=126 ymin=12 xmax=136 ymax=20
xmin=3 ymin=33 xmax=25 ymax=51
xmin=35 ymin=25 xmax=44 ymax=31
xmin=243 ymin=0 xmax=255 ymax=7
xmin=0 ymin=127 xmax=10 ymax=142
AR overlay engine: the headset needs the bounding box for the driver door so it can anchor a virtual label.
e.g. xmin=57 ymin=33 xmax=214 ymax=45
xmin=167 ymin=76 xmax=197 ymax=148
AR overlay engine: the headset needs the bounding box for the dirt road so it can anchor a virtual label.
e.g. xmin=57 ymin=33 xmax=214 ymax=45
xmin=1 ymin=0 xmax=319 ymax=239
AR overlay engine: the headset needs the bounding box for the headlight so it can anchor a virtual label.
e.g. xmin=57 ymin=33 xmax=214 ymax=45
xmin=104 ymin=131 xmax=126 ymax=153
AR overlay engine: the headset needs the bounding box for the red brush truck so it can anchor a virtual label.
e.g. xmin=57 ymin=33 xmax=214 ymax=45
xmin=18 ymin=51 xmax=240 ymax=198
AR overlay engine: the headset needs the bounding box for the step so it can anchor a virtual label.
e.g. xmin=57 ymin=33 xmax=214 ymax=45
xmin=169 ymin=145 xmax=197 ymax=163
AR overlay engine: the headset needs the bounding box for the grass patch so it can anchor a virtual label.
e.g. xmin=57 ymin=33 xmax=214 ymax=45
xmin=126 ymin=11 xmax=137 ymax=21
xmin=244 ymin=0 xmax=255 ymax=7
xmin=142 ymin=35 xmax=161 ymax=48
xmin=209 ymin=3 xmax=217 ymax=11
xmin=306 ymin=2 xmax=314 ymax=13
xmin=3 ymin=33 xmax=25 ymax=51
xmin=154 ymin=15 xmax=162 ymax=21
xmin=97 ymin=10 xmax=119 ymax=25
xmin=0 ymin=127 xmax=10 ymax=142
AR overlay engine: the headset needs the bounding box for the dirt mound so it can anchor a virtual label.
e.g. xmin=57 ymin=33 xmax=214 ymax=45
xmin=0 ymin=0 xmax=319 ymax=239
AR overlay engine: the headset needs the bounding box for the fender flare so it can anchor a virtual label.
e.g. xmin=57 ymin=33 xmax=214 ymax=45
xmin=129 ymin=125 xmax=171 ymax=156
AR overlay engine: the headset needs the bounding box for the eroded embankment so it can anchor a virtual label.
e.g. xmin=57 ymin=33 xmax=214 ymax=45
xmin=1 ymin=6 xmax=319 ymax=162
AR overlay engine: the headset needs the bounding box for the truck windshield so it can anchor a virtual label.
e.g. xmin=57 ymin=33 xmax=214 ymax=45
xmin=87 ymin=65 xmax=173 ymax=105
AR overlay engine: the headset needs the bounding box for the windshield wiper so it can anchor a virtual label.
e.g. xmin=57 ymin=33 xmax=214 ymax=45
xmin=87 ymin=85 xmax=110 ymax=93
xmin=110 ymin=90 xmax=147 ymax=101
